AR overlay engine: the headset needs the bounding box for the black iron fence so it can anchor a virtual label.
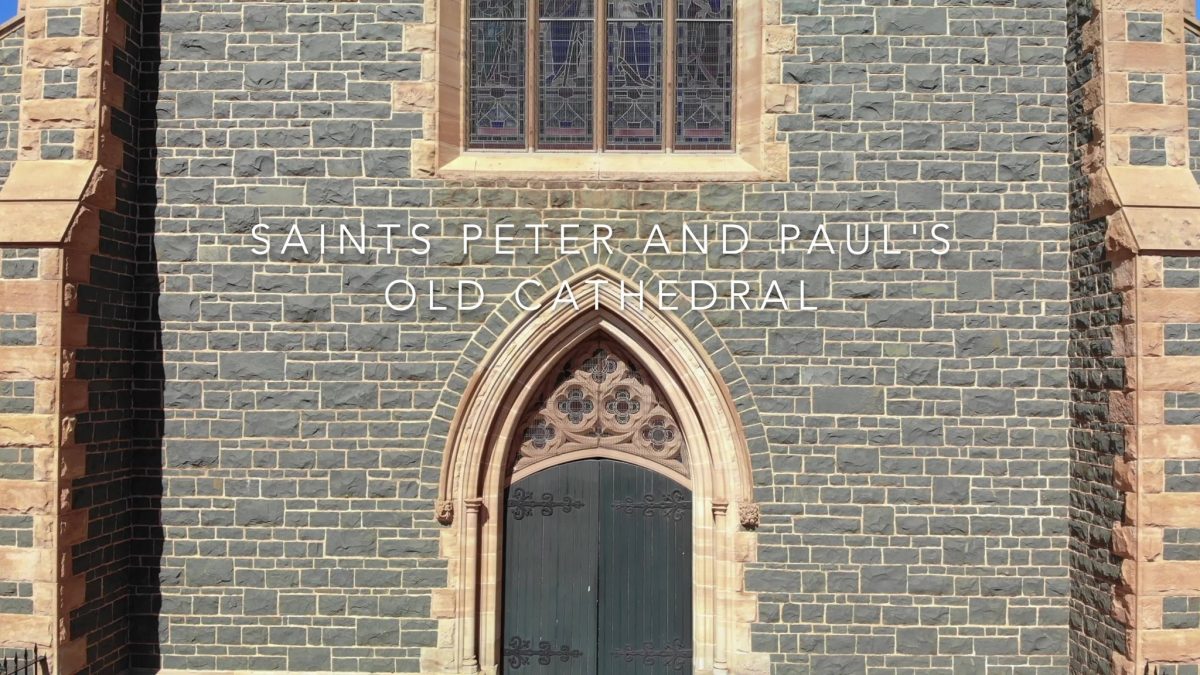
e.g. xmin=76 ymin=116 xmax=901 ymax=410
xmin=1146 ymin=664 xmax=1200 ymax=675
xmin=0 ymin=646 xmax=48 ymax=675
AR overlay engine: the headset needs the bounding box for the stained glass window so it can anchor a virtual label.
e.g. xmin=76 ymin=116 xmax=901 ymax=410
xmin=468 ymin=0 xmax=527 ymax=149
xmin=606 ymin=0 xmax=662 ymax=149
xmin=540 ymin=0 xmax=594 ymax=149
xmin=466 ymin=0 xmax=733 ymax=151
xmin=676 ymin=0 xmax=732 ymax=150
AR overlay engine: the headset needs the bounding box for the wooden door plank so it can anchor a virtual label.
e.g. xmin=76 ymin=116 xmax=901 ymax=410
xmin=502 ymin=460 xmax=600 ymax=674
xmin=598 ymin=459 xmax=692 ymax=675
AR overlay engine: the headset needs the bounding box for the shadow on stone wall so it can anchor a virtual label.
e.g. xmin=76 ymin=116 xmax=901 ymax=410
xmin=1065 ymin=0 xmax=1129 ymax=669
xmin=126 ymin=0 xmax=166 ymax=670
xmin=65 ymin=0 xmax=168 ymax=671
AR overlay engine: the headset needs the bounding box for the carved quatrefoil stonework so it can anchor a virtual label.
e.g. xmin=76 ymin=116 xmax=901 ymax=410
xmin=513 ymin=339 xmax=688 ymax=479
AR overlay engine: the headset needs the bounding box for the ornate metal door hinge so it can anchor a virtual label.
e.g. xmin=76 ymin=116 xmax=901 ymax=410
xmin=612 ymin=490 xmax=691 ymax=520
xmin=503 ymin=636 xmax=584 ymax=669
xmin=508 ymin=487 xmax=585 ymax=519
xmin=611 ymin=639 xmax=693 ymax=670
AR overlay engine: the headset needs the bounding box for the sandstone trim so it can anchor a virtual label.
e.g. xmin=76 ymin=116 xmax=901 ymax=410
xmin=0 ymin=14 xmax=24 ymax=41
xmin=416 ymin=0 xmax=792 ymax=181
xmin=0 ymin=160 xmax=102 ymax=245
xmin=1088 ymin=3 xmax=1200 ymax=673
xmin=0 ymin=0 xmax=130 ymax=667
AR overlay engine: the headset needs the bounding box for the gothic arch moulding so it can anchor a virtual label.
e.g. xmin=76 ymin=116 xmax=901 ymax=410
xmin=424 ymin=265 xmax=767 ymax=675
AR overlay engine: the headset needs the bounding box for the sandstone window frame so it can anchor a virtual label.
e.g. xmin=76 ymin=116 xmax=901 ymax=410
xmin=433 ymin=0 xmax=790 ymax=181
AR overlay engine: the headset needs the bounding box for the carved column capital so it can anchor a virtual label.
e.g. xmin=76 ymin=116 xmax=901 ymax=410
xmin=737 ymin=500 xmax=760 ymax=528
xmin=435 ymin=499 xmax=454 ymax=525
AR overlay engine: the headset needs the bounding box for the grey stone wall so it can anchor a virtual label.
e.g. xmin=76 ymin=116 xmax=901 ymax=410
xmin=1124 ymin=12 xmax=1169 ymax=169
xmin=0 ymin=248 xmax=36 ymax=583
xmin=1157 ymin=257 xmax=1200 ymax=639
xmin=1065 ymin=0 xmax=1128 ymax=669
xmin=67 ymin=3 xmax=153 ymax=674
xmin=36 ymin=9 xmax=84 ymax=161
xmin=0 ymin=244 xmax=44 ymax=664
xmin=0 ymin=579 xmax=33 ymax=616
xmin=0 ymin=22 xmax=22 ymax=191
xmin=1065 ymin=216 xmax=1126 ymax=674
xmin=141 ymin=0 xmax=1075 ymax=672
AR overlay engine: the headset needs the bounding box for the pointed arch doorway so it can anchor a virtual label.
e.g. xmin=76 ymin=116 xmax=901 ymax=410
xmin=432 ymin=267 xmax=766 ymax=675
xmin=501 ymin=339 xmax=694 ymax=673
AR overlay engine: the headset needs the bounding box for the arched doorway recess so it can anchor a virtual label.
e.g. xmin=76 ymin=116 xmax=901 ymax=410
xmin=430 ymin=267 xmax=766 ymax=675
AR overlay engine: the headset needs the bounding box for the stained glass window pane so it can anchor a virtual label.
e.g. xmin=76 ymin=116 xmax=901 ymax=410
xmin=539 ymin=19 xmax=594 ymax=149
xmin=472 ymin=0 xmax=525 ymax=19
xmin=468 ymin=12 xmax=527 ymax=149
xmin=610 ymin=0 xmax=660 ymax=21
xmin=606 ymin=0 xmax=662 ymax=150
xmin=675 ymin=21 xmax=732 ymax=150
xmin=677 ymin=0 xmax=731 ymax=20
xmin=543 ymin=0 xmax=593 ymax=18
xmin=467 ymin=0 xmax=734 ymax=153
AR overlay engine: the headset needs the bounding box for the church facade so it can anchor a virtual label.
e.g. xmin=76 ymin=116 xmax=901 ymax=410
xmin=0 ymin=0 xmax=1199 ymax=672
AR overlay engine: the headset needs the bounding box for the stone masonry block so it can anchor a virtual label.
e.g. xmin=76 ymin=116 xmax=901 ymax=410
xmin=394 ymin=82 xmax=435 ymax=111
xmin=763 ymin=84 xmax=796 ymax=114
xmin=404 ymin=24 xmax=436 ymax=52
xmin=763 ymin=25 xmax=794 ymax=54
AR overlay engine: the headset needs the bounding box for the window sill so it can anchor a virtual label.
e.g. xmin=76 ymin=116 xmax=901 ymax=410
xmin=437 ymin=151 xmax=769 ymax=183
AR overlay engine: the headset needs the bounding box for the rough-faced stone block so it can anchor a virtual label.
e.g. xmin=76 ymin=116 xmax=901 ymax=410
xmin=219 ymin=352 xmax=284 ymax=381
xmin=867 ymin=301 xmax=932 ymax=328
xmin=961 ymin=390 xmax=1016 ymax=416
xmin=877 ymin=8 xmax=946 ymax=35
xmin=812 ymin=387 xmax=885 ymax=415
xmin=955 ymin=330 xmax=1009 ymax=357
xmin=185 ymin=559 xmax=234 ymax=587
xmin=234 ymin=500 xmax=285 ymax=526
xmin=326 ymin=530 xmax=377 ymax=557
xmin=164 ymin=440 xmax=220 ymax=468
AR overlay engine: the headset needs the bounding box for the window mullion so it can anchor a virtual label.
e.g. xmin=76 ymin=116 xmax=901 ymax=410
xmin=595 ymin=0 xmax=606 ymax=151
xmin=527 ymin=0 xmax=539 ymax=150
xmin=664 ymin=0 xmax=675 ymax=152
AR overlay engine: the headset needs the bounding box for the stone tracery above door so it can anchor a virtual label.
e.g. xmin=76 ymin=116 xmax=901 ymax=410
xmin=512 ymin=337 xmax=689 ymax=480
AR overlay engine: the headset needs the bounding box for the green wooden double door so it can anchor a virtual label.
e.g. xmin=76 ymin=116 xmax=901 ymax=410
xmin=502 ymin=459 xmax=693 ymax=674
